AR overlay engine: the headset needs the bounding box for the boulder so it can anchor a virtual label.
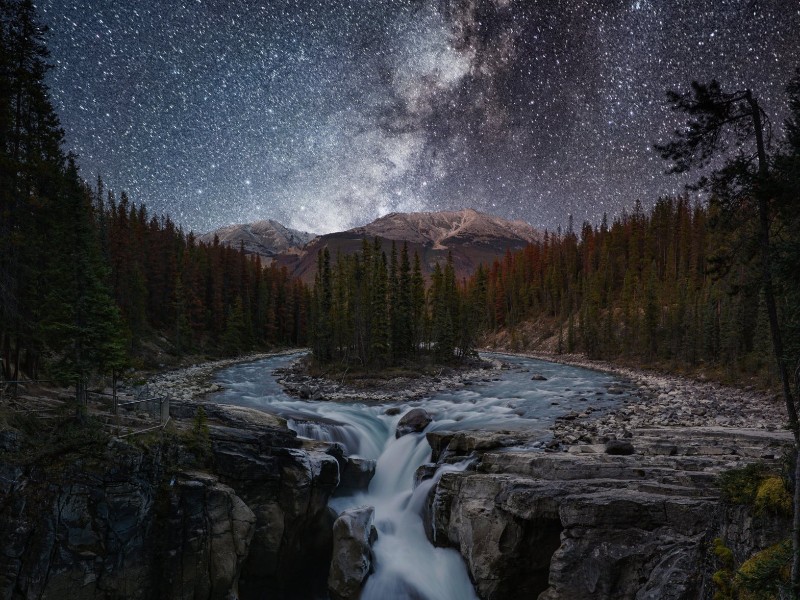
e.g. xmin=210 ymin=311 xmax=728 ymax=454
xmin=531 ymin=374 xmax=548 ymax=381
xmin=605 ymin=440 xmax=635 ymax=455
xmin=328 ymin=506 xmax=376 ymax=600
xmin=395 ymin=408 xmax=432 ymax=438
xmin=339 ymin=456 xmax=377 ymax=492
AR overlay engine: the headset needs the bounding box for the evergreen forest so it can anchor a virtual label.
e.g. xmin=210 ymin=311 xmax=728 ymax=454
xmin=310 ymin=73 xmax=800 ymax=395
xmin=3 ymin=0 xmax=799 ymax=400
xmin=0 ymin=1 xmax=308 ymax=395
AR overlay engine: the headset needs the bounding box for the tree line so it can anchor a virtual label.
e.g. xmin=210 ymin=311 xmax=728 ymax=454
xmin=0 ymin=0 xmax=308 ymax=396
xmin=474 ymin=197 xmax=759 ymax=368
xmin=311 ymin=67 xmax=800 ymax=379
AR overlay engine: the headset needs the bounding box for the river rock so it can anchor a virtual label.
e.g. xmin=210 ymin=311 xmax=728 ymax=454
xmin=395 ymin=408 xmax=432 ymax=438
xmin=605 ymin=439 xmax=635 ymax=455
xmin=328 ymin=506 xmax=376 ymax=600
xmin=426 ymin=430 xmax=536 ymax=462
xmin=339 ymin=456 xmax=377 ymax=492
xmin=531 ymin=374 xmax=548 ymax=381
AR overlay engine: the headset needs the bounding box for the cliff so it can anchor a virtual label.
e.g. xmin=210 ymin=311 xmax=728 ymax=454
xmin=0 ymin=402 xmax=349 ymax=600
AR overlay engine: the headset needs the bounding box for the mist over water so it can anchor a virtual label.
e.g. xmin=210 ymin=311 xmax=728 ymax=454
xmin=211 ymin=352 xmax=627 ymax=598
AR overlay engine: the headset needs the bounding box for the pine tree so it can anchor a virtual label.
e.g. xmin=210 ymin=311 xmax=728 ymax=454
xmin=0 ymin=0 xmax=65 ymax=380
xmin=370 ymin=243 xmax=389 ymax=365
xmin=396 ymin=242 xmax=413 ymax=358
xmin=41 ymin=159 xmax=127 ymax=406
xmin=173 ymin=273 xmax=192 ymax=354
xmin=221 ymin=296 xmax=246 ymax=357
xmin=411 ymin=251 xmax=426 ymax=354
xmin=312 ymin=248 xmax=334 ymax=362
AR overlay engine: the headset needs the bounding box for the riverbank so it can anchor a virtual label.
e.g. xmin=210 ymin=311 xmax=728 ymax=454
xmin=140 ymin=349 xmax=303 ymax=402
xmin=142 ymin=345 xmax=788 ymax=441
xmin=485 ymin=349 xmax=788 ymax=447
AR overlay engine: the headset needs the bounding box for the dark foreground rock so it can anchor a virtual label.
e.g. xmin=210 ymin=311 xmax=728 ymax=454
xmin=0 ymin=402 xmax=358 ymax=600
xmin=424 ymin=426 xmax=792 ymax=600
xmin=328 ymin=506 xmax=376 ymax=600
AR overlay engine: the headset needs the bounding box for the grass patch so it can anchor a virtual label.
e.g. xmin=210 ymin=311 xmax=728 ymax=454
xmin=718 ymin=463 xmax=773 ymax=505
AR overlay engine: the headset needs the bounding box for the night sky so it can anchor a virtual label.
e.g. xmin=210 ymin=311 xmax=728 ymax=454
xmin=39 ymin=0 xmax=800 ymax=235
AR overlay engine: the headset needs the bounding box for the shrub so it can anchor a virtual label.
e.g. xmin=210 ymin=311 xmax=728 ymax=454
xmin=718 ymin=463 xmax=771 ymax=505
xmin=735 ymin=540 xmax=791 ymax=600
xmin=754 ymin=476 xmax=792 ymax=516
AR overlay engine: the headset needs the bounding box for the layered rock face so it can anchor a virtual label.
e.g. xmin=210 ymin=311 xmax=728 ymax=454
xmin=328 ymin=506 xmax=376 ymax=600
xmin=0 ymin=406 xmax=344 ymax=600
xmin=425 ymin=427 xmax=792 ymax=600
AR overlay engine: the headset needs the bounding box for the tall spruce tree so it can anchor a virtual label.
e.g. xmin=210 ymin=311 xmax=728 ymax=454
xmin=656 ymin=78 xmax=800 ymax=592
xmin=41 ymin=159 xmax=126 ymax=406
xmin=411 ymin=251 xmax=426 ymax=354
xmin=370 ymin=243 xmax=390 ymax=365
xmin=0 ymin=0 xmax=65 ymax=380
xmin=396 ymin=242 xmax=413 ymax=359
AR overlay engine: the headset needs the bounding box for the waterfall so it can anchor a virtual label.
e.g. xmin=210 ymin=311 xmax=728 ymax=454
xmin=210 ymin=351 xmax=628 ymax=599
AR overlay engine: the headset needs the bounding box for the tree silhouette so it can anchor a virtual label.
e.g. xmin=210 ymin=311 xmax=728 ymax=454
xmin=657 ymin=78 xmax=800 ymax=594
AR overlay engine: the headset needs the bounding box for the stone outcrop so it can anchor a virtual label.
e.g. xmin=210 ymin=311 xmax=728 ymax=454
xmin=395 ymin=408 xmax=432 ymax=438
xmin=328 ymin=506 xmax=376 ymax=600
xmin=0 ymin=403 xmax=349 ymax=600
xmin=425 ymin=426 xmax=793 ymax=600
xmin=159 ymin=471 xmax=256 ymax=600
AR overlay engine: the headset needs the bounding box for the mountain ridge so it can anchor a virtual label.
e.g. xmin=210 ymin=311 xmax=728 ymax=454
xmin=198 ymin=219 xmax=316 ymax=259
xmin=350 ymin=208 xmax=540 ymax=249
xmin=289 ymin=208 xmax=541 ymax=281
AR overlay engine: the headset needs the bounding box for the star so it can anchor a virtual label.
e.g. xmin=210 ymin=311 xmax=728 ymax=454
xmin=39 ymin=0 xmax=800 ymax=235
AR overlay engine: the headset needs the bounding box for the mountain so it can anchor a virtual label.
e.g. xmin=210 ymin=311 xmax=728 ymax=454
xmin=199 ymin=219 xmax=316 ymax=261
xmin=274 ymin=208 xmax=541 ymax=281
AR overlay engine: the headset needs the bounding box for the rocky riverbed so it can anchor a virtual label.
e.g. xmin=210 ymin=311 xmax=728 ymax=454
xmin=140 ymin=350 xmax=300 ymax=401
xmin=494 ymin=350 xmax=788 ymax=449
xmin=272 ymin=355 xmax=503 ymax=404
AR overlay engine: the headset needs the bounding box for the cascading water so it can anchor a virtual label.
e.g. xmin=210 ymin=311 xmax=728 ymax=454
xmin=211 ymin=352 xmax=628 ymax=599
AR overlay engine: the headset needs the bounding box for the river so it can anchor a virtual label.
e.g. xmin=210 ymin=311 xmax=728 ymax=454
xmin=210 ymin=352 xmax=629 ymax=599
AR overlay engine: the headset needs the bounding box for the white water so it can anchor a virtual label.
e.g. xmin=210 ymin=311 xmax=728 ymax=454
xmin=211 ymin=352 xmax=628 ymax=599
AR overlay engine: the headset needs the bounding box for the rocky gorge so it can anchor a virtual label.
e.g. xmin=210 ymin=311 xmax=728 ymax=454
xmin=0 ymin=351 xmax=793 ymax=599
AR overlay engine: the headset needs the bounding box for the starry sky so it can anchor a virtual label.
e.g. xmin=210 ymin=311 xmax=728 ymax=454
xmin=40 ymin=0 xmax=800 ymax=235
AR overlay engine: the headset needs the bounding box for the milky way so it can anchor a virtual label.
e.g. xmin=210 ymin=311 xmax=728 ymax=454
xmin=40 ymin=0 xmax=800 ymax=234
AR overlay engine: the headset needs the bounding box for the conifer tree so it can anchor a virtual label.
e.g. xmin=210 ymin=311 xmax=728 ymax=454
xmin=370 ymin=244 xmax=389 ymax=365
xmin=221 ymin=296 xmax=246 ymax=357
xmin=41 ymin=159 xmax=127 ymax=406
xmin=411 ymin=251 xmax=426 ymax=354
xmin=396 ymin=242 xmax=413 ymax=358
xmin=0 ymin=0 xmax=65 ymax=380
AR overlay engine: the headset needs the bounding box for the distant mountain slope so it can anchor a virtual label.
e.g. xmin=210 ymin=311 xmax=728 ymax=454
xmin=199 ymin=219 xmax=317 ymax=260
xmin=351 ymin=208 xmax=540 ymax=249
xmin=274 ymin=208 xmax=542 ymax=281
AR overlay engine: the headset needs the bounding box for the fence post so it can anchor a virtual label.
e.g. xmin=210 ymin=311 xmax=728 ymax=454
xmin=161 ymin=395 xmax=170 ymax=424
xmin=112 ymin=372 xmax=118 ymax=415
